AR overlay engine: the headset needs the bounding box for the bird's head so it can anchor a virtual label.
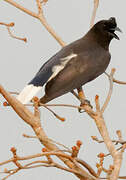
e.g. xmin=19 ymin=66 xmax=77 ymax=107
xmin=93 ymin=17 xmax=122 ymax=41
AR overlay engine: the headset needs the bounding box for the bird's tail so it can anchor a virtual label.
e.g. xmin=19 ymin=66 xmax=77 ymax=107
xmin=17 ymin=84 xmax=42 ymax=104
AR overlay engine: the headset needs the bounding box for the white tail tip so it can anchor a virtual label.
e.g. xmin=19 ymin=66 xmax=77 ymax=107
xmin=17 ymin=84 xmax=42 ymax=104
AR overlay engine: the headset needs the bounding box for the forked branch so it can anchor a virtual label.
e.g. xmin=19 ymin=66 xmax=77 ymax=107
xmin=0 ymin=85 xmax=96 ymax=180
xmin=3 ymin=0 xmax=65 ymax=46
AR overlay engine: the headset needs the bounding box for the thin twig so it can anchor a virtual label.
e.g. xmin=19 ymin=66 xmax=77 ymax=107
xmin=101 ymin=68 xmax=115 ymax=113
xmin=23 ymin=134 xmax=37 ymax=138
xmin=36 ymin=0 xmax=65 ymax=46
xmin=100 ymin=176 xmax=126 ymax=179
xmin=4 ymin=0 xmax=38 ymax=18
xmin=0 ymin=21 xmax=26 ymax=42
xmin=119 ymin=176 xmax=126 ymax=179
xmin=37 ymin=6 xmax=65 ymax=46
xmin=0 ymin=150 xmax=97 ymax=179
xmin=9 ymin=91 xmax=19 ymax=95
xmin=76 ymin=158 xmax=98 ymax=178
xmin=5 ymin=100 xmax=85 ymax=111
xmin=48 ymin=139 xmax=71 ymax=152
xmin=4 ymin=0 xmax=65 ymax=46
xmin=0 ymin=22 xmax=14 ymax=27
xmin=104 ymin=147 xmax=123 ymax=157
xmin=105 ymin=72 xmax=126 ymax=85
xmin=7 ymin=26 xmax=27 ymax=42
xmin=2 ymin=169 xmax=19 ymax=180
xmin=36 ymin=0 xmax=42 ymax=15
xmin=23 ymin=133 xmax=71 ymax=151
xmin=21 ymin=161 xmax=95 ymax=179
xmin=95 ymin=95 xmax=100 ymax=112
xmin=43 ymin=106 xmax=65 ymax=121
xmin=92 ymin=136 xmax=126 ymax=145
xmin=39 ymin=102 xmax=85 ymax=110
xmin=90 ymin=0 xmax=99 ymax=28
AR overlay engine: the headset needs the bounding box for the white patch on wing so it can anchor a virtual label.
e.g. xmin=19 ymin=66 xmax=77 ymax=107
xmin=48 ymin=53 xmax=77 ymax=82
xmin=17 ymin=84 xmax=42 ymax=104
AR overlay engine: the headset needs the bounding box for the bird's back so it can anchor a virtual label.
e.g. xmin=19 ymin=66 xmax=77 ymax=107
xmin=44 ymin=42 xmax=111 ymax=102
xmin=17 ymin=17 xmax=121 ymax=104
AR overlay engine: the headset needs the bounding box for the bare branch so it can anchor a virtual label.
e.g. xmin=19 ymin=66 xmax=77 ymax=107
xmin=36 ymin=0 xmax=42 ymax=15
xmin=0 ymin=21 xmax=26 ymax=42
xmin=43 ymin=105 xmax=65 ymax=121
xmin=0 ymin=22 xmax=14 ymax=27
xmin=31 ymin=102 xmax=85 ymax=110
xmin=0 ymin=85 xmax=96 ymax=180
xmin=119 ymin=176 xmax=126 ymax=179
xmin=76 ymin=158 xmax=98 ymax=178
xmin=90 ymin=0 xmax=99 ymax=28
xmin=92 ymin=114 xmax=123 ymax=180
xmin=105 ymin=72 xmax=126 ymax=85
xmin=3 ymin=0 xmax=38 ymax=18
xmin=78 ymin=90 xmax=124 ymax=179
xmin=38 ymin=14 xmax=65 ymax=46
xmin=23 ymin=133 xmax=71 ymax=152
xmin=0 ymin=149 xmax=98 ymax=180
xmin=95 ymin=95 xmax=100 ymax=112
xmin=7 ymin=26 xmax=27 ymax=42
xmin=3 ymin=0 xmax=65 ymax=46
xmin=91 ymin=136 xmax=126 ymax=145
xmin=101 ymin=68 xmax=115 ymax=113
xmin=9 ymin=91 xmax=19 ymax=95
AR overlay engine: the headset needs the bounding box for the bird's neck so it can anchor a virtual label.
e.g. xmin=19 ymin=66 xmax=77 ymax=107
xmin=85 ymin=29 xmax=112 ymax=50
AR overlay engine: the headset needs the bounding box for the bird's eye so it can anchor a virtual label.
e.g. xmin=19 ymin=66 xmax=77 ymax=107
xmin=109 ymin=17 xmax=113 ymax=21
xmin=109 ymin=17 xmax=115 ymax=22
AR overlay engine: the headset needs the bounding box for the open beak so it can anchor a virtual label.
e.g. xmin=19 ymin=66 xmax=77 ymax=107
xmin=114 ymin=27 xmax=122 ymax=33
xmin=111 ymin=27 xmax=122 ymax=40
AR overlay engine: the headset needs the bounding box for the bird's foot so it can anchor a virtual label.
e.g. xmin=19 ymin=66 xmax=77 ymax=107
xmin=78 ymin=99 xmax=93 ymax=113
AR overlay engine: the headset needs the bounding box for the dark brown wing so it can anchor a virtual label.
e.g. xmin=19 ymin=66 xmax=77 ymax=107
xmin=44 ymin=48 xmax=110 ymax=101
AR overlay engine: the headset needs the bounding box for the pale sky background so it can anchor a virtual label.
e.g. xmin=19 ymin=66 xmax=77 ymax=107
xmin=0 ymin=0 xmax=126 ymax=179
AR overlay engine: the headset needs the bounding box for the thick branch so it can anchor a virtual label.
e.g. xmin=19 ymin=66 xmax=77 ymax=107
xmin=0 ymin=85 xmax=96 ymax=180
xmin=76 ymin=77 xmax=123 ymax=179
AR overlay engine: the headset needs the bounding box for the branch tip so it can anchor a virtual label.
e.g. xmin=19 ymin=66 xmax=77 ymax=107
xmin=3 ymin=101 xmax=9 ymax=106
xmin=91 ymin=136 xmax=98 ymax=141
xmin=32 ymin=96 xmax=39 ymax=103
xmin=71 ymin=146 xmax=78 ymax=158
xmin=8 ymin=22 xmax=15 ymax=27
xmin=10 ymin=147 xmax=17 ymax=155
xmin=55 ymin=115 xmax=65 ymax=122
xmin=97 ymin=153 xmax=105 ymax=158
xmin=95 ymin=95 xmax=99 ymax=100
xmin=42 ymin=148 xmax=48 ymax=152
xmin=76 ymin=140 xmax=82 ymax=148
xmin=112 ymin=68 xmax=116 ymax=73
xmin=23 ymin=38 xmax=27 ymax=43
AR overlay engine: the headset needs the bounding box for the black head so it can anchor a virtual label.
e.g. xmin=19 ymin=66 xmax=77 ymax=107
xmin=93 ymin=17 xmax=122 ymax=41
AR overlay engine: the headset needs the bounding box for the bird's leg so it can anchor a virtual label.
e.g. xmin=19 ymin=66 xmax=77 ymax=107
xmin=71 ymin=90 xmax=80 ymax=100
xmin=77 ymin=87 xmax=86 ymax=103
xmin=77 ymin=87 xmax=86 ymax=113
xmin=71 ymin=90 xmax=84 ymax=112
xmin=77 ymin=87 xmax=92 ymax=112
xmin=71 ymin=89 xmax=86 ymax=113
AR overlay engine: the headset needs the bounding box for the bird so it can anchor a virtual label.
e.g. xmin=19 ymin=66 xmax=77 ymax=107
xmin=17 ymin=17 xmax=122 ymax=104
